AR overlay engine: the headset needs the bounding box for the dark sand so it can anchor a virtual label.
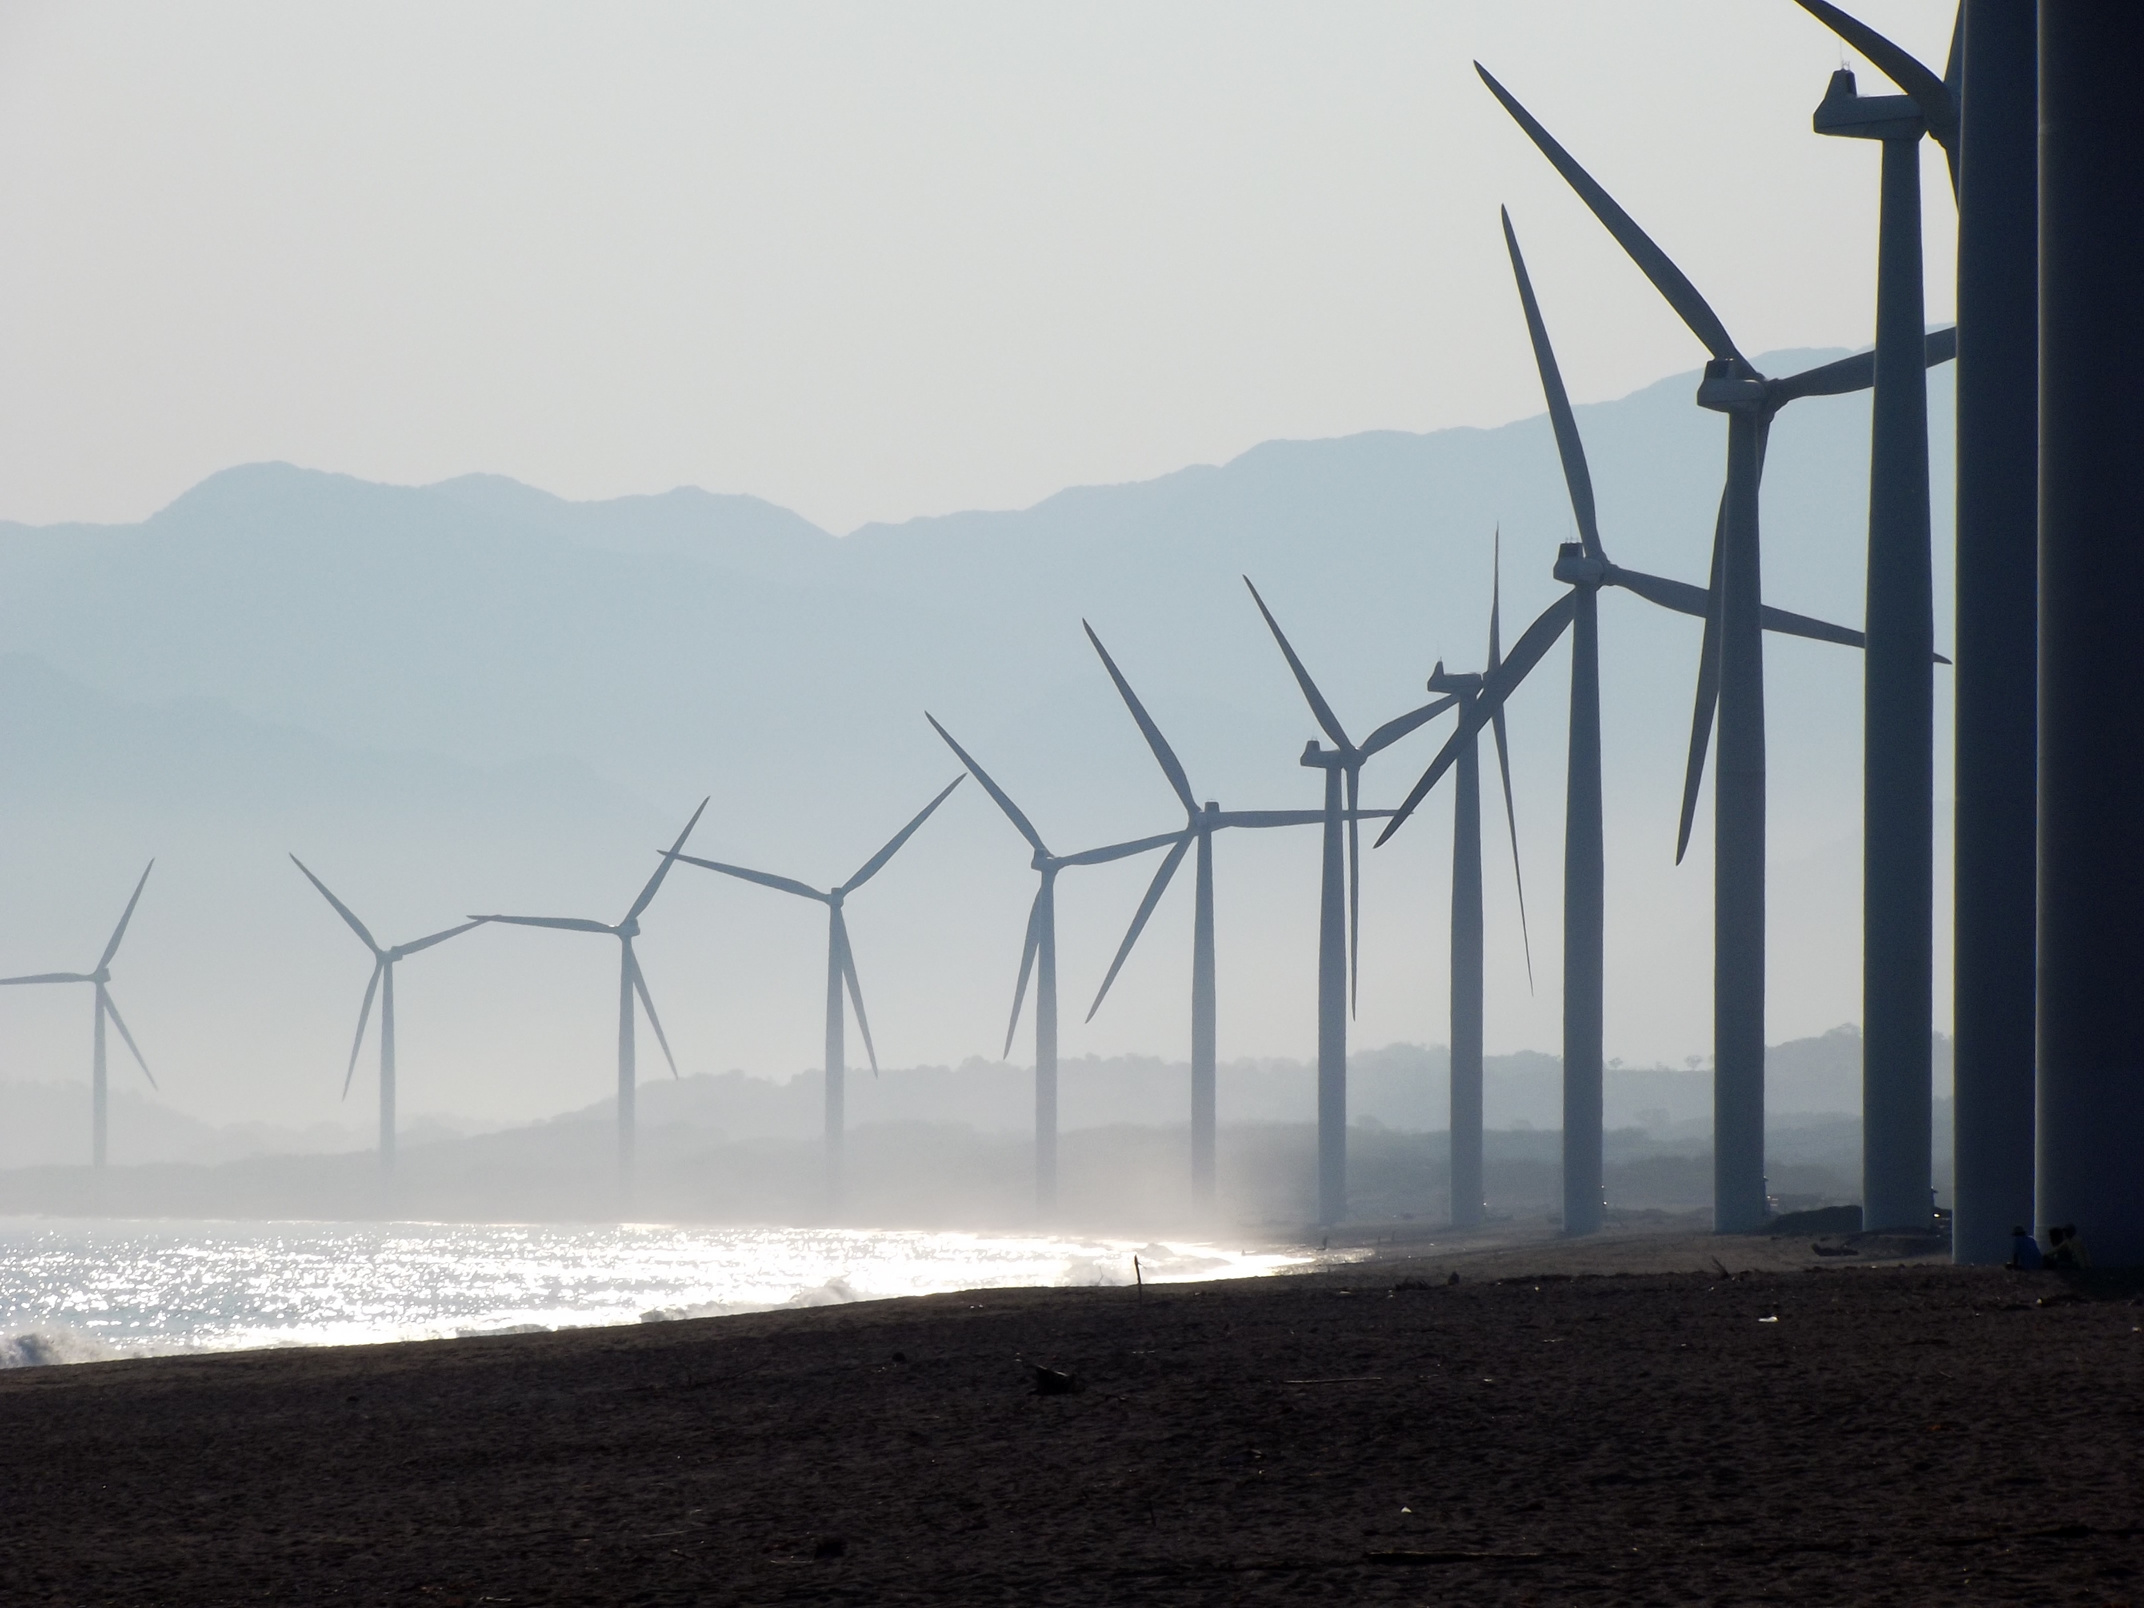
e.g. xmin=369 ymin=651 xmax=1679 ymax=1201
xmin=2 ymin=1218 xmax=2139 ymax=1605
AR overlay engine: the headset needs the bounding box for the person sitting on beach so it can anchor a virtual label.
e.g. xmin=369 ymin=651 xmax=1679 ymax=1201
xmin=2049 ymin=1224 xmax=2091 ymax=1271
xmin=2008 ymin=1226 xmax=2043 ymax=1270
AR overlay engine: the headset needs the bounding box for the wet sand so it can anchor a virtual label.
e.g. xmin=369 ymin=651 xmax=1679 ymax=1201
xmin=1 ymin=1217 xmax=2137 ymax=1605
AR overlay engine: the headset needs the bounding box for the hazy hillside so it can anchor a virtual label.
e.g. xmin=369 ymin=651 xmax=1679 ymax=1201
xmin=0 ymin=354 xmax=1955 ymax=1138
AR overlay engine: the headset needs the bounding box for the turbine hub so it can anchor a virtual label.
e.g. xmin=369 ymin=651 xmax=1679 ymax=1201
xmin=616 ymin=918 xmax=640 ymax=940
xmin=1553 ymin=543 xmax=1608 ymax=587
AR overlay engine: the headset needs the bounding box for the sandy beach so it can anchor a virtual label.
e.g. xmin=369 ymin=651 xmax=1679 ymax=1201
xmin=1 ymin=1217 xmax=2137 ymax=1605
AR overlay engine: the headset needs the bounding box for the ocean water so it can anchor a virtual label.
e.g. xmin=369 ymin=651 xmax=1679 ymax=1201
xmin=0 ymin=1217 xmax=1305 ymax=1367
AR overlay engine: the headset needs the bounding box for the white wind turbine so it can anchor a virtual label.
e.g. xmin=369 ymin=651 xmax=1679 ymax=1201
xmin=469 ymin=800 xmax=709 ymax=1178
xmin=0 ymin=862 xmax=157 ymax=1167
xmin=290 ymin=856 xmax=482 ymax=1174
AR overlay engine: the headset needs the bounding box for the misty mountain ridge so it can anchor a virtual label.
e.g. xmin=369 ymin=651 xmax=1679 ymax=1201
xmin=0 ymin=349 xmax=1953 ymax=1132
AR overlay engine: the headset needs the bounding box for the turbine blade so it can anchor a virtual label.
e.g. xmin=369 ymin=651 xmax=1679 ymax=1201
xmin=1375 ymin=593 xmax=1577 ymax=847
xmin=1793 ymin=0 xmax=1956 ymax=150
xmin=1760 ymin=604 xmax=1864 ymax=651
xmin=1243 ymin=578 xmax=1353 ymax=752
xmin=835 ymin=914 xmax=878 ymax=1076
xmin=289 ymin=856 xmax=381 ymax=954
xmin=344 ymin=961 xmax=383 ymax=1099
xmin=1607 ymin=566 xmax=1711 ymax=619
xmin=626 ymin=947 xmax=678 ymax=1078
xmin=1769 ymin=326 xmax=1955 ymax=405
xmin=395 ymin=920 xmax=484 ymax=957
xmin=1346 ymin=765 xmax=1362 ymax=1017
xmin=626 ymin=797 xmax=710 ymax=922
xmin=466 ymin=914 xmax=617 ymax=933
xmin=666 ymin=857 xmax=826 ymax=903
xmin=1502 ymin=210 xmax=1605 ymax=560
xmin=1003 ymin=886 xmax=1044 ymax=1059
xmin=926 ymin=714 xmax=1047 ymax=855
xmin=1491 ymin=695 xmax=1534 ymax=993
xmin=1083 ymin=622 xmax=1199 ymax=815
xmin=1212 ymin=809 xmax=1329 ymax=828
xmin=1057 ymin=830 xmax=1185 ymax=867
xmin=842 ymin=775 xmax=964 ymax=894
xmin=1488 ymin=532 xmax=1504 ymax=672
xmin=101 ymin=991 xmax=154 ymax=1089
xmin=0 ymin=972 xmax=92 ymax=986
xmin=1360 ymin=695 xmax=1460 ymax=758
xmin=1477 ymin=63 xmax=1741 ymax=365
xmin=1675 ymin=500 xmax=1728 ymax=866
xmin=1085 ymin=831 xmax=1192 ymax=1022
xmin=97 ymin=862 xmax=154 ymax=972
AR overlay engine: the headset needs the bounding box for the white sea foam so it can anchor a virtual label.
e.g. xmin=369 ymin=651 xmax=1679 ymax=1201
xmin=0 ymin=1325 xmax=117 ymax=1369
xmin=0 ymin=1218 xmax=1304 ymax=1364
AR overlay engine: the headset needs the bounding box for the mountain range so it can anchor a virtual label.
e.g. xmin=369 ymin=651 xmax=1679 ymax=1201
xmin=0 ymin=350 xmax=1956 ymax=1144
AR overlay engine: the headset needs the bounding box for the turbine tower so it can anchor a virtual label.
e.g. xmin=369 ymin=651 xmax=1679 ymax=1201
xmin=470 ymin=800 xmax=708 ymax=1181
xmin=1948 ymin=0 xmax=2038 ymax=1265
xmin=1475 ymin=63 xmax=1954 ymax=1230
xmin=925 ymin=715 xmax=1175 ymax=1211
xmin=1422 ymin=542 xmax=1532 ymax=1232
xmin=1079 ymin=621 xmax=1369 ymax=1204
xmin=290 ymin=856 xmax=481 ymax=1175
xmin=1244 ymin=578 xmax=1452 ymax=1227
xmin=1382 ymin=209 xmax=1886 ymax=1236
xmin=668 ymin=777 xmax=963 ymax=1208
xmin=0 ymin=863 xmax=156 ymax=1167
xmin=1796 ymin=0 xmax=1960 ymax=1235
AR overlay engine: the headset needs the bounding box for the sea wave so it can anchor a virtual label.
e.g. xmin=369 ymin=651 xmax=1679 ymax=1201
xmin=1 ymin=1326 xmax=117 ymax=1369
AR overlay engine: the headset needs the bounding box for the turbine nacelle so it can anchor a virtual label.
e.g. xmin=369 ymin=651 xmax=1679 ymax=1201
xmin=1812 ymin=67 xmax=1924 ymax=141
xmin=1552 ymin=542 xmax=1608 ymax=588
xmin=1426 ymin=663 xmax=1483 ymax=698
xmin=1696 ymin=358 xmax=1768 ymax=414
xmin=1299 ymin=740 xmax=1348 ymax=771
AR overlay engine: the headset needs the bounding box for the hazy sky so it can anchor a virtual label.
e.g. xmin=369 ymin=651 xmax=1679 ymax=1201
xmin=0 ymin=1 xmax=1956 ymax=534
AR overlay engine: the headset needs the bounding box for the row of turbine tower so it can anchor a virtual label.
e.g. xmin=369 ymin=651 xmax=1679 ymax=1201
xmin=7 ymin=1 xmax=1971 ymax=1235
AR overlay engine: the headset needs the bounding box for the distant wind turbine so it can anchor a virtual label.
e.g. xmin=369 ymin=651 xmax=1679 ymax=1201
xmin=927 ymin=714 xmax=1176 ymax=1211
xmin=0 ymin=862 xmax=156 ymax=1167
xmin=290 ymin=856 xmax=481 ymax=1175
xmin=1472 ymin=62 xmax=1953 ymax=1231
xmin=469 ymin=799 xmax=708 ymax=1179
xmin=1079 ymin=621 xmax=1371 ymax=1205
xmin=1422 ymin=539 xmax=1532 ymax=1231
xmin=668 ymin=777 xmax=964 ymax=1207
xmin=1244 ymin=579 xmax=1454 ymax=1226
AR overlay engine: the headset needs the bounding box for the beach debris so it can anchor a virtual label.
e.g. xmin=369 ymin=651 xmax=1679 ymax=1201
xmin=1031 ymin=1364 xmax=1083 ymax=1396
xmin=1811 ymin=1240 xmax=1859 ymax=1257
xmin=812 ymin=1536 xmax=846 ymax=1560
xmin=1391 ymin=1277 xmax=1433 ymax=1293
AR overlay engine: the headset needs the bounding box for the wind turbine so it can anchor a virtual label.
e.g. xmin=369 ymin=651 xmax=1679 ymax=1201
xmin=469 ymin=799 xmax=708 ymax=1179
xmin=1474 ymin=63 xmax=1955 ymax=1231
xmin=289 ymin=857 xmax=481 ymax=1174
xmin=924 ymin=714 xmax=1176 ymax=1211
xmin=667 ymin=776 xmax=963 ymax=1206
xmin=1078 ymin=621 xmax=1387 ymax=1205
xmin=0 ymin=863 xmax=156 ymax=1168
xmin=1796 ymin=0 xmax=1960 ymax=1234
xmin=1381 ymin=209 xmax=1887 ymax=1236
xmin=1243 ymin=578 xmax=1455 ymax=1227
xmin=1423 ymin=540 xmax=1533 ymax=1231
